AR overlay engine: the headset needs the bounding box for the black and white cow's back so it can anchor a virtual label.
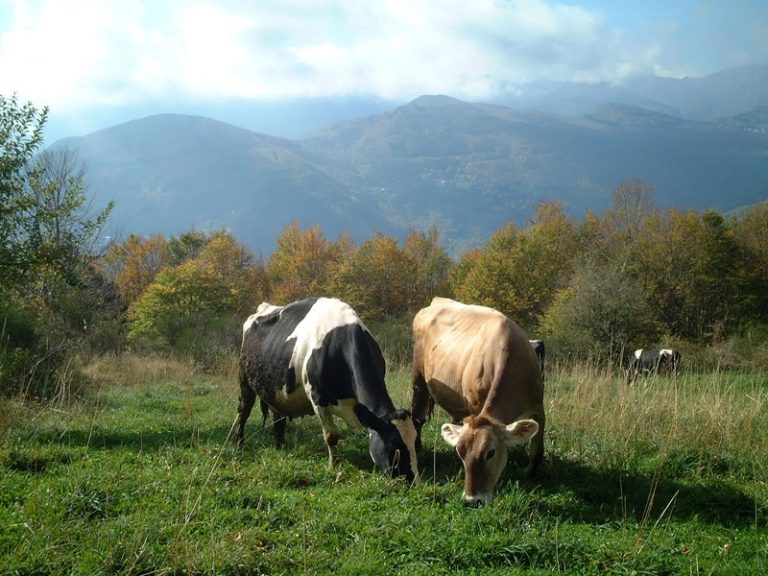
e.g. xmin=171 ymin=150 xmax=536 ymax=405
xmin=236 ymin=297 xmax=419 ymax=484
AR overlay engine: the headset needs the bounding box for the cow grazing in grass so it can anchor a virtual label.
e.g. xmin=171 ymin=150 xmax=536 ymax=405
xmin=411 ymin=297 xmax=544 ymax=505
xmin=529 ymin=339 xmax=546 ymax=380
xmin=236 ymin=297 xmax=419 ymax=484
xmin=626 ymin=348 xmax=681 ymax=383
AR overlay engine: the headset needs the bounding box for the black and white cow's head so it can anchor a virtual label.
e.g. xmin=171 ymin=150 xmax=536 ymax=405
xmin=354 ymin=404 xmax=420 ymax=485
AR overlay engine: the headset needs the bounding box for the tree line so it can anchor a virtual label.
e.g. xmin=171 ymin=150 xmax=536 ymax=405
xmin=2 ymin=95 xmax=767 ymax=399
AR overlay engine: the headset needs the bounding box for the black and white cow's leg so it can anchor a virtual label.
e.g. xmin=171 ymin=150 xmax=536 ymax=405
xmin=236 ymin=383 xmax=256 ymax=446
xmin=273 ymin=412 xmax=287 ymax=449
xmin=315 ymin=405 xmax=341 ymax=468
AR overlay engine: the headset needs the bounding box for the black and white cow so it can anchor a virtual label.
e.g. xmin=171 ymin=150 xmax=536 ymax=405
xmin=236 ymin=297 xmax=419 ymax=484
xmin=529 ymin=340 xmax=546 ymax=380
xmin=626 ymin=348 xmax=681 ymax=383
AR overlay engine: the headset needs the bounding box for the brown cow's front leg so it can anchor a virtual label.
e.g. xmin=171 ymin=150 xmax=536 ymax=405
xmin=411 ymin=370 xmax=432 ymax=422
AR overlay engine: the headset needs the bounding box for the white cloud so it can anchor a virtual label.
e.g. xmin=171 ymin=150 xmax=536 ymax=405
xmin=0 ymin=0 xmax=762 ymax=112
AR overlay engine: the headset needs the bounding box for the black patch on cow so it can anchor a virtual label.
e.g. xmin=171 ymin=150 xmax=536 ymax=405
xmin=305 ymin=323 xmax=388 ymax=410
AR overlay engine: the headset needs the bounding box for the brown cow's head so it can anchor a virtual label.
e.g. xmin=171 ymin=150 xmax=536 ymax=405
xmin=441 ymin=415 xmax=539 ymax=505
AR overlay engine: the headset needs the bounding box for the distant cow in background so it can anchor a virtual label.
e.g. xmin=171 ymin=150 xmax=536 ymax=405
xmin=529 ymin=340 xmax=545 ymax=379
xmin=626 ymin=348 xmax=681 ymax=383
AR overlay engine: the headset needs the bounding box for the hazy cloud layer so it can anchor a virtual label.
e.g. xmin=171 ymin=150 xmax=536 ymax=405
xmin=3 ymin=0 xmax=766 ymax=113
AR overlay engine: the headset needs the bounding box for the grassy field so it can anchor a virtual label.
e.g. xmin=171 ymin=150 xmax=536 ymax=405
xmin=1 ymin=354 xmax=766 ymax=575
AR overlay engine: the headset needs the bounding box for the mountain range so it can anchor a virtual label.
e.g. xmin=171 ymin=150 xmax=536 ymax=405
xmin=58 ymin=65 xmax=768 ymax=255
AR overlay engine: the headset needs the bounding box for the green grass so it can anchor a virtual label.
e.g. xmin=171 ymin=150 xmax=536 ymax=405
xmin=1 ymin=356 xmax=766 ymax=575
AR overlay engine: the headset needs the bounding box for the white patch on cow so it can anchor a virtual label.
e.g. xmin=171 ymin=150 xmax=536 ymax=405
xmin=330 ymin=398 xmax=364 ymax=428
xmin=242 ymin=302 xmax=283 ymax=333
xmin=659 ymin=349 xmax=673 ymax=357
xmin=634 ymin=349 xmax=643 ymax=359
xmin=288 ymin=298 xmax=366 ymax=389
xmin=274 ymin=383 xmax=312 ymax=415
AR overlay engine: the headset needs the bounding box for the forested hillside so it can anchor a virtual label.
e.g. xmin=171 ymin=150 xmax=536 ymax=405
xmin=62 ymin=88 xmax=768 ymax=255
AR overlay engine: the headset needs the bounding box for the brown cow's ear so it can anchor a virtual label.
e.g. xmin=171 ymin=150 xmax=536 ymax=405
xmin=501 ymin=419 xmax=539 ymax=447
xmin=441 ymin=423 xmax=464 ymax=447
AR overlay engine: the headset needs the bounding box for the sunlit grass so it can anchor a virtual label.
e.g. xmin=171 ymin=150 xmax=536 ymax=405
xmin=1 ymin=354 xmax=766 ymax=575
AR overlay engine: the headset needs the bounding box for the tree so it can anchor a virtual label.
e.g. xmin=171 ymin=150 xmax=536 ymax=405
xmin=1 ymin=99 xmax=111 ymax=293
xmin=268 ymin=222 xmax=333 ymax=303
xmin=1 ymin=94 xmax=48 ymax=289
xmin=632 ymin=209 xmax=748 ymax=341
xmin=103 ymin=234 xmax=170 ymax=305
xmin=733 ymin=203 xmax=768 ymax=320
xmin=451 ymin=203 xmax=581 ymax=332
xmin=126 ymin=230 xmax=268 ymax=356
xmin=451 ymin=222 xmax=521 ymax=318
xmin=128 ymin=259 xmax=237 ymax=348
xmin=599 ymin=179 xmax=655 ymax=250
xmin=167 ymin=230 xmax=209 ymax=266
xmin=23 ymin=146 xmax=113 ymax=280
xmin=402 ymin=226 xmax=453 ymax=308
xmin=540 ymin=255 xmax=660 ymax=362
xmin=0 ymin=96 xmax=115 ymax=398
xmin=196 ymin=230 xmax=269 ymax=315
xmin=331 ymin=233 xmax=414 ymax=320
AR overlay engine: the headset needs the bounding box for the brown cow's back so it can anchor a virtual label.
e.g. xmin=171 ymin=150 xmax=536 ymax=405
xmin=412 ymin=297 xmax=542 ymax=423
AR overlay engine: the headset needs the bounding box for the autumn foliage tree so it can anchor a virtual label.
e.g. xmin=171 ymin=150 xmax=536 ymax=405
xmin=267 ymin=222 xmax=335 ymax=303
xmin=401 ymin=226 xmax=453 ymax=308
xmin=331 ymin=233 xmax=415 ymax=320
xmin=126 ymin=231 xmax=267 ymax=361
xmin=733 ymin=203 xmax=768 ymax=320
xmin=102 ymin=234 xmax=170 ymax=306
xmin=451 ymin=202 xmax=580 ymax=332
xmin=89 ymin=183 xmax=768 ymax=370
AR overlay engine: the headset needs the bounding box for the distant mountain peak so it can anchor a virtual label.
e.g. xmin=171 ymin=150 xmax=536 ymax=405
xmin=408 ymin=94 xmax=465 ymax=107
xmin=61 ymin=72 xmax=768 ymax=256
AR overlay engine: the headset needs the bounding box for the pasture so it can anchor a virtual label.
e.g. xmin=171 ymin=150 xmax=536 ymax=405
xmin=1 ymin=354 xmax=766 ymax=575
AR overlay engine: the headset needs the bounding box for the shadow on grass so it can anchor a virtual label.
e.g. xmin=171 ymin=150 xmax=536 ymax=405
xmin=518 ymin=451 xmax=760 ymax=529
xmin=14 ymin=415 xmax=762 ymax=532
xmin=24 ymin=424 xmax=240 ymax=452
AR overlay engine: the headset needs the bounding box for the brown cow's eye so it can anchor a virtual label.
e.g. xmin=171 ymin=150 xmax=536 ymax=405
xmin=486 ymin=449 xmax=496 ymax=460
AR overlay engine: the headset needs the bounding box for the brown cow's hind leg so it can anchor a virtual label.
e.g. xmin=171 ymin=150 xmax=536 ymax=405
xmin=524 ymin=409 xmax=545 ymax=478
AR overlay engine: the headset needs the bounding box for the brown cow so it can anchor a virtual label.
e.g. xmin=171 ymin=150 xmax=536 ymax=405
xmin=411 ymin=297 xmax=545 ymax=505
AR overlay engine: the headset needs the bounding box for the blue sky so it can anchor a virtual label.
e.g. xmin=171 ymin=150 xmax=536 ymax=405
xmin=1 ymin=0 xmax=766 ymax=139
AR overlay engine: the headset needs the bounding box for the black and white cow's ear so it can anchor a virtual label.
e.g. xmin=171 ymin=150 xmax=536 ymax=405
xmin=353 ymin=403 xmax=389 ymax=434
